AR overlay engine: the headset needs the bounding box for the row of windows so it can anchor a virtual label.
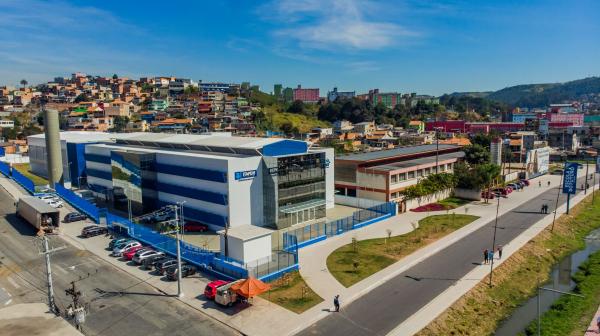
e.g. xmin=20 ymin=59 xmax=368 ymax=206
xmin=390 ymin=163 xmax=453 ymax=184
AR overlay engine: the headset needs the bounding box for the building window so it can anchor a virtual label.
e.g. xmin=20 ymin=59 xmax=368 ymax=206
xmin=424 ymin=167 xmax=430 ymax=175
xmin=440 ymin=164 xmax=446 ymax=172
xmin=408 ymin=171 xmax=415 ymax=179
xmin=447 ymin=163 xmax=453 ymax=170
xmin=391 ymin=192 xmax=398 ymax=199
xmin=391 ymin=174 xmax=398 ymax=184
xmin=417 ymin=169 xmax=423 ymax=177
xmin=347 ymin=188 xmax=357 ymax=197
xmin=399 ymin=173 xmax=407 ymax=181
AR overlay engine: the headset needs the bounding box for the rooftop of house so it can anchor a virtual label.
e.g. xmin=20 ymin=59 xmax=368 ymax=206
xmin=336 ymin=144 xmax=461 ymax=162
xmin=368 ymin=152 xmax=466 ymax=172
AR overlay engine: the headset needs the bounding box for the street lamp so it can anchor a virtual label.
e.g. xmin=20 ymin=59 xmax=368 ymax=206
xmin=488 ymin=191 xmax=501 ymax=287
xmin=535 ymin=279 xmax=583 ymax=336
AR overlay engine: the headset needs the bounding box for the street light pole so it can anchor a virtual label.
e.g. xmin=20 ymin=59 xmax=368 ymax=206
xmin=585 ymin=158 xmax=590 ymax=195
xmin=536 ymin=285 xmax=584 ymax=336
xmin=435 ymin=127 xmax=440 ymax=174
xmin=173 ymin=204 xmax=183 ymax=298
xmin=488 ymin=192 xmax=501 ymax=287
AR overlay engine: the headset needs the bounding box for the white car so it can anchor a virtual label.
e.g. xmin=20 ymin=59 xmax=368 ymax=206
xmin=133 ymin=250 xmax=164 ymax=265
xmin=47 ymin=200 xmax=64 ymax=208
xmin=112 ymin=241 xmax=141 ymax=257
xmin=39 ymin=195 xmax=59 ymax=203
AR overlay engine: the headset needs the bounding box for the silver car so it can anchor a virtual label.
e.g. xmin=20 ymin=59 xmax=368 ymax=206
xmin=112 ymin=241 xmax=141 ymax=257
xmin=133 ymin=250 xmax=164 ymax=265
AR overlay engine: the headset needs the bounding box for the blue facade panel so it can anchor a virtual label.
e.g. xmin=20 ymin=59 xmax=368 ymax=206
xmin=156 ymin=181 xmax=228 ymax=205
xmin=155 ymin=163 xmax=227 ymax=183
xmin=86 ymin=153 xmax=111 ymax=165
xmin=157 ymin=200 xmax=227 ymax=227
xmin=87 ymin=168 xmax=112 ymax=181
xmin=262 ymin=140 xmax=308 ymax=157
xmin=67 ymin=142 xmax=88 ymax=187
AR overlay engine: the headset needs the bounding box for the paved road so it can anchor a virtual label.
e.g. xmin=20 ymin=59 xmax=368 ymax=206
xmin=0 ymin=188 xmax=239 ymax=336
xmin=298 ymin=177 xmax=592 ymax=336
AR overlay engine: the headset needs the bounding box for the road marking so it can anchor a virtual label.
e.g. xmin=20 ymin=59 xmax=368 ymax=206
xmin=6 ymin=276 xmax=20 ymax=289
xmin=4 ymin=299 xmax=12 ymax=305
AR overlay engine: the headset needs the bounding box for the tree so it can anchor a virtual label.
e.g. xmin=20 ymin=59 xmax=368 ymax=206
xmin=112 ymin=116 xmax=130 ymax=132
xmin=287 ymin=100 xmax=305 ymax=114
xmin=463 ymin=144 xmax=491 ymax=165
xmin=20 ymin=79 xmax=28 ymax=88
xmin=112 ymin=74 xmax=118 ymax=80
xmin=470 ymin=133 xmax=493 ymax=148
xmin=184 ymin=86 xmax=199 ymax=95
xmin=74 ymin=93 xmax=90 ymax=103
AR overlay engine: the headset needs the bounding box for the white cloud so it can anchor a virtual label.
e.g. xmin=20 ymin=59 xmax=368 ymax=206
xmin=265 ymin=0 xmax=417 ymax=51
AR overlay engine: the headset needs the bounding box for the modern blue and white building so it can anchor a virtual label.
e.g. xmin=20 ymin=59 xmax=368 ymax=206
xmin=29 ymin=132 xmax=334 ymax=232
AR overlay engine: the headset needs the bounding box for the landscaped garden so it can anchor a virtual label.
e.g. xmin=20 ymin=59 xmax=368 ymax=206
xmin=327 ymin=214 xmax=479 ymax=287
xmin=410 ymin=197 xmax=471 ymax=212
xmin=12 ymin=163 xmax=48 ymax=186
xmin=260 ymin=271 xmax=323 ymax=314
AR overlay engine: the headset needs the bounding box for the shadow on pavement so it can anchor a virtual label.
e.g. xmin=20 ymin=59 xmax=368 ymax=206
xmin=4 ymin=213 xmax=38 ymax=236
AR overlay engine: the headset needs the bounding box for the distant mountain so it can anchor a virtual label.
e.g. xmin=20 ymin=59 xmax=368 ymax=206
xmin=447 ymin=77 xmax=600 ymax=107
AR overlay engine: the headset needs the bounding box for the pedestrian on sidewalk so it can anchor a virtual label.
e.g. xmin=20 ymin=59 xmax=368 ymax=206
xmin=483 ymin=249 xmax=489 ymax=264
xmin=333 ymin=295 xmax=340 ymax=312
xmin=488 ymin=249 xmax=495 ymax=263
xmin=539 ymin=181 xmax=542 ymax=187
xmin=497 ymin=245 xmax=503 ymax=259
xmin=596 ymin=315 xmax=600 ymax=333
xmin=547 ymin=181 xmax=551 ymax=187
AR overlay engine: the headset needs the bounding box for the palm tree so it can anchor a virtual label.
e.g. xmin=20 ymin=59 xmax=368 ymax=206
xmin=20 ymin=79 xmax=28 ymax=88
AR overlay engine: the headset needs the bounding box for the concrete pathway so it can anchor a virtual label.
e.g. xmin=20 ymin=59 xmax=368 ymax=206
xmin=584 ymin=305 xmax=600 ymax=335
xmin=0 ymin=303 xmax=83 ymax=336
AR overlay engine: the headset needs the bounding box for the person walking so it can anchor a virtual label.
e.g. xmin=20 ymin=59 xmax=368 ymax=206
xmin=483 ymin=249 xmax=489 ymax=264
xmin=333 ymin=295 xmax=340 ymax=312
xmin=547 ymin=180 xmax=551 ymax=187
xmin=488 ymin=249 xmax=495 ymax=263
xmin=539 ymin=181 xmax=542 ymax=187
xmin=497 ymin=245 xmax=503 ymax=259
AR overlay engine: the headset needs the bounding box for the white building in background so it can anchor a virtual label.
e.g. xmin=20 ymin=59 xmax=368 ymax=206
xmin=491 ymin=137 xmax=503 ymax=166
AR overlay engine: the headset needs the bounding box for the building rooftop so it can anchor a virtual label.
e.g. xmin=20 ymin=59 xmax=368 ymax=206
xmin=370 ymin=152 xmax=465 ymax=172
xmin=217 ymin=225 xmax=273 ymax=241
xmin=336 ymin=144 xmax=460 ymax=163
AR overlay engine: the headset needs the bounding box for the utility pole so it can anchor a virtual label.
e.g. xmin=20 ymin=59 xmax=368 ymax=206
xmin=488 ymin=193 xmax=501 ymax=287
xmin=435 ymin=127 xmax=440 ymax=174
xmin=65 ymin=281 xmax=86 ymax=331
xmin=164 ymin=204 xmax=184 ymax=298
xmin=38 ymin=236 xmax=66 ymax=315
xmin=550 ymin=161 xmax=564 ymax=232
xmin=585 ymin=157 xmax=590 ymax=195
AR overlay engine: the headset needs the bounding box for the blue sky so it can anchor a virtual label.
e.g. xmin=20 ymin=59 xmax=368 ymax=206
xmin=0 ymin=0 xmax=598 ymax=95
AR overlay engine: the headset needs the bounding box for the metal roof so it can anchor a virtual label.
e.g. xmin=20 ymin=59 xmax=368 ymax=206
xmin=336 ymin=144 xmax=461 ymax=162
xmin=369 ymin=152 xmax=465 ymax=171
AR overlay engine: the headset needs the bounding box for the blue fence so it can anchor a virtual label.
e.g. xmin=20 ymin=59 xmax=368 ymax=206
xmin=283 ymin=202 xmax=396 ymax=251
xmin=106 ymin=213 xmax=216 ymax=269
xmin=55 ymin=184 xmax=101 ymax=222
xmin=0 ymin=161 xmax=9 ymax=177
xmin=11 ymin=169 xmax=35 ymax=194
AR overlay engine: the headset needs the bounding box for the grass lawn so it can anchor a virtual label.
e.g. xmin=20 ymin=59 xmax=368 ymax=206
xmin=437 ymin=197 xmax=471 ymax=209
xmin=13 ymin=163 xmax=48 ymax=186
xmin=417 ymin=191 xmax=600 ymax=336
xmin=260 ymin=271 xmax=323 ymax=314
xmin=327 ymin=214 xmax=479 ymax=288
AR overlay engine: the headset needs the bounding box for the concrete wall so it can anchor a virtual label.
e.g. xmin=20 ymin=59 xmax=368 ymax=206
xmin=454 ymin=188 xmax=482 ymax=201
xmin=335 ymin=195 xmax=386 ymax=208
xmin=404 ymin=188 xmax=453 ymax=211
xmin=227 ymin=156 xmax=264 ymax=228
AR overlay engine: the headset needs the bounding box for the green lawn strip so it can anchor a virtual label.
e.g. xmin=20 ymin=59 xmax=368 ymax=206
xmin=13 ymin=163 xmax=48 ymax=186
xmin=327 ymin=214 xmax=479 ymax=287
xmin=260 ymin=271 xmax=323 ymax=314
xmin=437 ymin=197 xmax=471 ymax=209
xmin=417 ymin=191 xmax=600 ymax=336
xmin=522 ymin=250 xmax=600 ymax=336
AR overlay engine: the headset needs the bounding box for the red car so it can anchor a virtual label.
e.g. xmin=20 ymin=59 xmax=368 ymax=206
xmin=204 ymin=280 xmax=229 ymax=300
xmin=184 ymin=221 xmax=209 ymax=232
xmin=122 ymin=246 xmax=145 ymax=260
xmin=493 ymin=188 xmax=509 ymax=196
xmin=481 ymin=191 xmax=495 ymax=199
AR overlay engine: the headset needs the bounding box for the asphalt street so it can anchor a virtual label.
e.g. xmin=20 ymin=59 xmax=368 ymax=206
xmin=0 ymin=187 xmax=239 ymax=336
xmin=298 ymin=175 xmax=592 ymax=336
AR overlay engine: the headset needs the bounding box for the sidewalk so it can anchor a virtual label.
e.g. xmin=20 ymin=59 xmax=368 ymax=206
xmin=584 ymin=305 xmax=600 ymax=335
xmin=0 ymin=303 xmax=83 ymax=336
xmin=296 ymin=174 xmax=564 ymax=323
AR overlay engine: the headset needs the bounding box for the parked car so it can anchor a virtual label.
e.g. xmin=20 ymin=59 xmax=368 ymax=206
xmin=481 ymin=191 xmax=495 ymax=199
xmin=520 ymin=179 xmax=530 ymax=186
xmin=112 ymin=241 xmax=141 ymax=257
xmin=507 ymin=183 xmax=520 ymax=190
xmin=81 ymin=225 xmax=108 ymax=238
xmin=215 ymin=280 xmax=244 ymax=307
xmin=133 ymin=250 xmax=164 ymax=265
xmin=153 ymin=211 xmax=174 ymax=222
xmin=154 ymin=259 xmax=179 ymax=275
xmin=63 ymin=212 xmax=86 ymax=223
xmin=184 ymin=221 xmax=209 ymax=232
xmin=553 ymin=169 xmax=564 ymax=175
xmin=123 ymin=246 xmax=146 ymax=260
xmin=142 ymin=255 xmax=168 ymax=270
xmin=166 ymin=264 xmax=196 ymax=281
xmin=47 ymin=200 xmax=64 ymax=208
xmin=109 ymin=238 xmax=131 ymax=250
xmin=204 ymin=280 xmax=230 ymax=300
xmin=493 ymin=188 xmax=509 ymax=196
xmin=38 ymin=195 xmax=59 ymax=203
